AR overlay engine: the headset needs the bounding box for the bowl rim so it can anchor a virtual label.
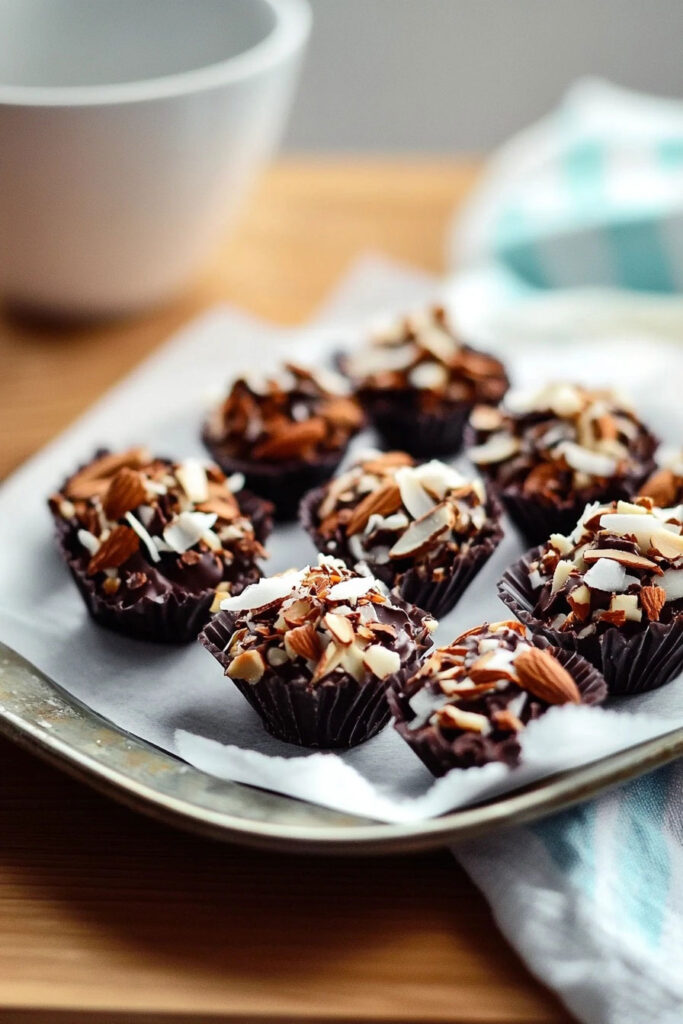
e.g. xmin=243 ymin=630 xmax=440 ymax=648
xmin=0 ymin=0 xmax=311 ymax=108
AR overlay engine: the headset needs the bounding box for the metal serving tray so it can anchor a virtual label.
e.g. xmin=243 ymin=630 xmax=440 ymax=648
xmin=2 ymin=640 xmax=682 ymax=855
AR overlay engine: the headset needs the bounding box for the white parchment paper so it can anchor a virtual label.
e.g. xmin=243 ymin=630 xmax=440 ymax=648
xmin=0 ymin=256 xmax=681 ymax=823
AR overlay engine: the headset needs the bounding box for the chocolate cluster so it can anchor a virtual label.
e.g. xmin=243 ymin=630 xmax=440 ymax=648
xmin=49 ymin=448 xmax=271 ymax=642
xmin=200 ymin=555 xmax=435 ymax=748
xmin=301 ymin=450 xmax=502 ymax=616
xmin=339 ymin=305 xmax=509 ymax=456
xmin=468 ymin=382 xmax=658 ymax=543
xmin=202 ymin=363 xmax=364 ymax=518
xmin=389 ymin=620 xmax=606 ymax=774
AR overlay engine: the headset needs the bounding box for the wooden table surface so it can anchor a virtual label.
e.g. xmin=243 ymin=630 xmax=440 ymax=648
xmin=0 ymin=160 xmax=572 ymax=1024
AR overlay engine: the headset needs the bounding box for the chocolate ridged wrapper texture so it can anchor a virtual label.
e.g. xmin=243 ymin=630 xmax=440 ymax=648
xmin=498 ymin=546 xmax=683 ymax=695
xmin=388 ymin=639 xmax=607 ymax=777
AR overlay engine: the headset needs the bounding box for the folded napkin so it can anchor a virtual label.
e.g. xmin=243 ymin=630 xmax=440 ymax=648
xmin=450 ymin=78 xmax=683 ymax=293
xmin=448 ymin=81 xmax=683 ymax=1024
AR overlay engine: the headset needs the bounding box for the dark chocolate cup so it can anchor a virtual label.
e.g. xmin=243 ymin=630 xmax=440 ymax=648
xmin=52 ymin=519 xmax=262 ymax=645
xmin=199 ymin=601 xmax=432 ymax=749
xmin=388 ymin=641 xmax=607 ymax=777
xmin=498 ymin=547 xmax=683 ymax=695
xmin=300 ymin=487 xmax=504 ymax=618
xmin=358 ymin=391 xmax=472 ymax=458
xmin=203 ymin=430 xmax=344 ymax=521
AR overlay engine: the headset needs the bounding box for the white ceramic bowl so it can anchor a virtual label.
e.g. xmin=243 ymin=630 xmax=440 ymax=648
xmin=0 ymin=0 xmax=311 ymax=315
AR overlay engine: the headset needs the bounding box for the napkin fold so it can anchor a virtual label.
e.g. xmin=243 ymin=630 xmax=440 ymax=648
xmin=448 ymin=80 xmax=683 ymax=1024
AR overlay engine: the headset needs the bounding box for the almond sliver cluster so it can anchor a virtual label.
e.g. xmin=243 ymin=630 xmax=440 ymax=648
xmin=316 ymin=451 xmax=491 ymax=569
xmin=204 ymin=363 xmax=363 ymax=463
xmin=403 ymin=621 xmax=581 ymax=737
xmin=469 ymin=382 xmax=653 ymax=491
xmin=217 ymin=556 xmax=436 ymax=686
xmin=529 ymin=497 xmax=683 ymax=635
xmin=49 ymin=448 xmax=264 ymax=594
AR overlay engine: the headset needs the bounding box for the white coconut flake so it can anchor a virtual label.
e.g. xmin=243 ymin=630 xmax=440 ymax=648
xmin=395 ymin=466 xmax=435 ymax=519
xmin=408 ymin=361 xmax=449 ymax=390
xmin=583 ymin=558 xmax=628 ymax=593
xmin=124 ymin=512 xmax=161 ymax=563
xmin=412 ymin=460 xmax=466 ymax=500
xmin=163 ymin=511 xmax=217 ymax=554
xmin=175 ymin=459 xmax=209 ymax=503
xmin=468 ymin=433 xmax=521 ymax=465
xmin=659 ymin=568 xmax=683 ymax=603
xmin=327 ymin=576 xmax=377 ymax=603
xmin=599 ymin=513 xmax=662 ymax=549
xmin=220 ymin=570 xmax=306 ymax=612
xmin=77 ymin=529 xmax=100 ymax=556
xmin=557 ymin=441 xmax=617 ymax=479
xmin=227 ymin=472 xmax=245 ymax=493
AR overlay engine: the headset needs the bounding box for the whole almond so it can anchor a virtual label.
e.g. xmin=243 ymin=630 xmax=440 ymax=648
xmin=65 ymin=447 xmax=149 ymax=499
xmin=639 ymin=468 xmax=677 ymax=508
xmin=346 ymin=481 xmax=402 ymax=536
xmin=252 ymin=418 xmax=328 ymax=460
xmin=513 ymin=647 xmax=581 ymax=705
xmin=87 ymin=526 xmax=139 ymax=575
xmin=103 ymin=468 xmax=147 ymax=521
xmin=640 ymin=585 xmax=666 ymax=622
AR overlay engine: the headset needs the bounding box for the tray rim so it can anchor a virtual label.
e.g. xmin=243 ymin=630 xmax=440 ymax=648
xmin=2 ymin=640 xmax=682 ymax=855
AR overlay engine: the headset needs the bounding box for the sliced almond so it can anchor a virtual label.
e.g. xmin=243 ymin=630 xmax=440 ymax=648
xmin=346 ymin=482 xmax=402 ymax=536
xmin=513 ymin=647 xmax=581 ymax=705
xmin=323 ymin=611 xmax=355 ymax=646
xmin=493 ymin=708 xmax=524 ymax=733
xmin=227 ymin=650 xmax=265 ymax=684
xmin=388 ymin=502 xmax=454 ymax=559
xmin=640 ymin=585 xmax=666 ymax=622
xmin=434 ymin=705 xmax=491 ymax=734
xmin=583 ymin=548 xmax=662 ymax=573
xmin=650 ymin=529 xmax=683 ymax=560
xmin=87 ymin=525 xmax=139 ymax=575
xmin=567 ymin=584 xmax=591 ymax=621
xmin=102 ymin=467 xmax=147 ymax=521
xmin=283 ymin=598 xmax=315 ymax=627
xmin=468 ymin=433 xmax=521 ymax=465
xmin=285 ymin=623 xmax=323 ymax=661
xmin=311 ymin=640 xmax=346 ymax=683
xmin=469 ymin=404 xmax=504 ymax=432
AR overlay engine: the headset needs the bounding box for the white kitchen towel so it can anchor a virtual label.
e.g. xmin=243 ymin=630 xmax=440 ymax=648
xmin=446 ymin=80 xmax=683 ymax=1024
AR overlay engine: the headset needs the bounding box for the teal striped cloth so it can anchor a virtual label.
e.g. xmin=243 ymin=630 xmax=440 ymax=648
xmin=452 ymin=79 xmax=683 ymax=293
xmin=449 ymin=80 xmax=683 ymax=1024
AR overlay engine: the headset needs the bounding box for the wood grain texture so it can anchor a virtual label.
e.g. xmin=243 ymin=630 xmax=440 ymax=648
xmin=0 ymin=159 xmax=572 ymax=1024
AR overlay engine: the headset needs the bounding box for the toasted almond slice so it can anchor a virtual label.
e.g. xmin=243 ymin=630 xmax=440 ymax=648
xmin=551 ymin=559 xmax=574 ymax=594
xmin=227 ymin=650 xmax=265 ymax=683
xmin=513 ymin=647 xmax=581 ymax=705
xmin=102 ymin=467 xmax=147 ymax=521
xmin=388 ymin=502 xmax=454 ymax=559
xmin=323 ymin=611 xmax=355 ymax=646
xmin=87 ymin=525 xmax=139 ymax=575
xmin=493 ymin=708 xmax=525 ymax=732
xmin=640 ymin=585 xmax=666 ymax=622
xmin=311 ymin=639 xmax=346 ymax=683
xmin=469 ymin=404 xmax=504 ymax=432
xmin=567 ymin=584 xmax=591 ymax=621
xmin=284 ymin=623 xmax=323 ymax=661
xmin=434 ymin=705 xmax=491 ymax=734
xmin=361 ymin=451 xmax=414 ymax=475
xmin=583 ymin=548 xmax=661 ymax=573
xmin=650 ymin=529 xmax=683 ymax=560
xmin=283 ymin=598 xmax=315 ymax=627
xmin=346 ymin=482 xmax=402 ymax=536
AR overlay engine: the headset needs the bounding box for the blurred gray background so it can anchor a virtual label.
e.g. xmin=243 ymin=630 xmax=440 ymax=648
xmin=285 ymin=0 xmax=682 ymax=152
